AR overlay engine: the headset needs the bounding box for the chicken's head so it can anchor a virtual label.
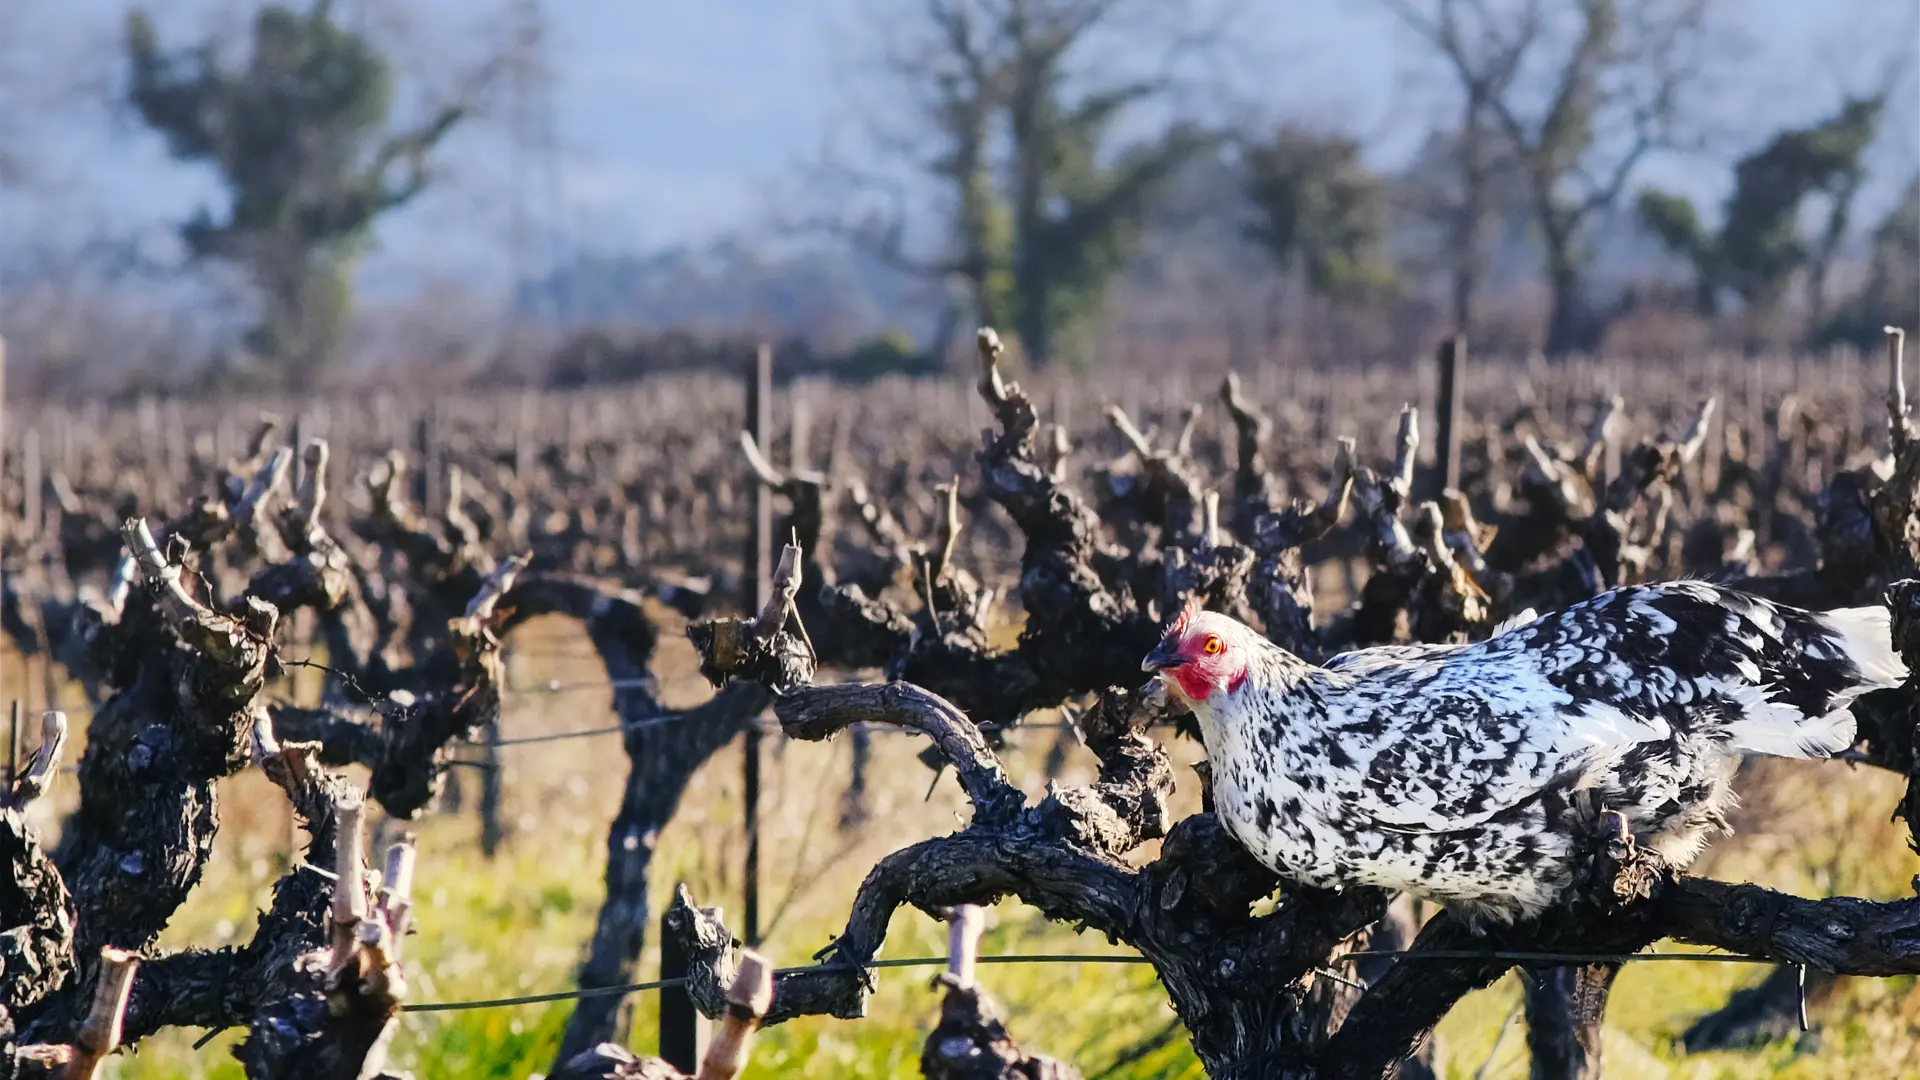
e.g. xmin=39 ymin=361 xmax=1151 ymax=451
xmin=1142 ymin=600 xmax=1252 ymax=702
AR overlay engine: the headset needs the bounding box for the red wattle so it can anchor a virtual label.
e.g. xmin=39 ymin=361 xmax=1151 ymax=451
xmin=1171 ymin=665 xmax=1215 ymax=701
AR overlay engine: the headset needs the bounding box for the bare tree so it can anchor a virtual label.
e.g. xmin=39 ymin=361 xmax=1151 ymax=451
xmin=1381 ymin=6 xmax=1531 ymax=338
xmin=825 ymin=0 xmax=1236 ymax=366
xmin=1383 ymin=0 xmax=1717 ymax=354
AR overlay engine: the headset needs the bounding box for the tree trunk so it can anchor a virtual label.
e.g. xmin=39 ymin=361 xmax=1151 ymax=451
xmin=1681 ymin=965 xmax=1840 ymax=1052
xmin=1452 ymin=245 xmax=1480 ymax=339
xmin=1350 ymin=897 xmax=1439 ymax=1080
xmin=1451 ymin=104 xmax=1490 ymax=336
xmin=1265 ymin=273 xmax=1285 ymax=363
xmin=839 ymin=723 xmax=873 ymax=831
xmin=1014 ymin=281 xmax=1052 ymax=369
xmin=1523 ymin=962 xmax=1619 ymax=1080
xmin=1008 ymin=60 xmax=1051 ymax=369
xmin=502 ymin=578 xmax=771 ymax=1067
xmin=1544 ymin=254 xmax=1586 ymax=356
xmin=553 ymin=683 xmax=765 ymax=1061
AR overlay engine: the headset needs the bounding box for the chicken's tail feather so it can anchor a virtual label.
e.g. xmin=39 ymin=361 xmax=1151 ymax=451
xmin=1815 ymin=605 xmax=1907 ymax=690
xmin=1724 ymin=603 xmax=1902 ymax=760
xmin=1721 ymin=690 xmax=1857 ymax=759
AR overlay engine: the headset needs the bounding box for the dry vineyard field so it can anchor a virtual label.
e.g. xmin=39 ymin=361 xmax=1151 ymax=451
xmin=0 ymin=336 xmax=1917 ymax=1079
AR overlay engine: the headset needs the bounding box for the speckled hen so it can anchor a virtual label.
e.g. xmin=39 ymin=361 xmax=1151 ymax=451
xmin=1142 ymin=582 xmax=1906 ymax=922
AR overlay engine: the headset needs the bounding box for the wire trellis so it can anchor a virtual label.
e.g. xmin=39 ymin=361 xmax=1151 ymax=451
xmin=389 ymin=947 xmax=1784 ymax=1014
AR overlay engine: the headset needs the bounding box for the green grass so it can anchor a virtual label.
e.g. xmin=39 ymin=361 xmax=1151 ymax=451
xmin=123 ymin=802 xmax=1197 ymax=1080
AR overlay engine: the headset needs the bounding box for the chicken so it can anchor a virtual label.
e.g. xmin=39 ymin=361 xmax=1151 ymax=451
xmin=1141 ymin=581 xmax=1905 ymax=922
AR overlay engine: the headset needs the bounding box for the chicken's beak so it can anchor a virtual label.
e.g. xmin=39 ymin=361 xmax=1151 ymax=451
xmin=1141 ymin=637 xmax=1183 ymax=674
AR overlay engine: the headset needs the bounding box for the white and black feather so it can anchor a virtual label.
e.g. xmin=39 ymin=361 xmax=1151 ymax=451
xmin=1182 ymin=582 xmax=1906 ymax=922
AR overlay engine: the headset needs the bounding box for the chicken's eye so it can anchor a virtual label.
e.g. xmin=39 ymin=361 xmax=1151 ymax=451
xmin=1202 ymin=635 xmax=1223 ymax=656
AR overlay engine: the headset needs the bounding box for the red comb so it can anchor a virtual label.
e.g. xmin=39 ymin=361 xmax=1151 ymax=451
xmin=1169 ymin=595 xmax=1202 ymax=637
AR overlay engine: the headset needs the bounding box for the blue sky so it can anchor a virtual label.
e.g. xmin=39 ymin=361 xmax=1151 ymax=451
xmin=1 ymin=0 xmax=1914 ymax=300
